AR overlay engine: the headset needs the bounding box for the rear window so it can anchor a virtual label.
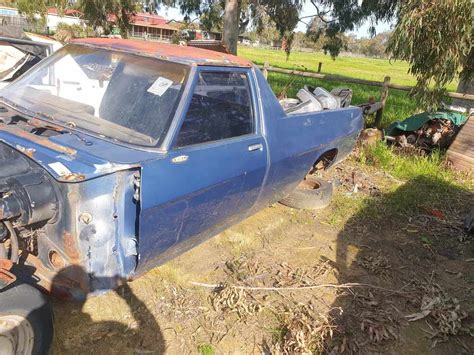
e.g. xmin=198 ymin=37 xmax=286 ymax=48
xmin=175 ymin=71 xmax=254 ymax=147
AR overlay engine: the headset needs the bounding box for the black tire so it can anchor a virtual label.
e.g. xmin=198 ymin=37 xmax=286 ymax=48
xmin=0 ymin=282 xmax=53 ymax=355
xmin=280 ymin=176 xmax=333 ymax=210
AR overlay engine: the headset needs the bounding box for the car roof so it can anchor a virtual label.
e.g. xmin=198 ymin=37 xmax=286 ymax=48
xmin=72 ymin=38 xmax=252 ymax=67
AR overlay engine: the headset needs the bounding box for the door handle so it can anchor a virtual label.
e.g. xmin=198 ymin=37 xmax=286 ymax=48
xmin=248 ymin=143 xmax=263 ymax=152
xmin=172 ymin=155 xmax=189 ymax=163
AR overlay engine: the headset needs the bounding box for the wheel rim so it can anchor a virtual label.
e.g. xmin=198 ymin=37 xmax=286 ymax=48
xmin=0 ymin=315 xmax=35 ymax=355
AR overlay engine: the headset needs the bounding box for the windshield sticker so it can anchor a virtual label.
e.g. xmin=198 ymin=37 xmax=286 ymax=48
xmin=48 ymin=162 xmax=72 ymax=176
xmin=147 ymin=77 xmax=173 ymax=96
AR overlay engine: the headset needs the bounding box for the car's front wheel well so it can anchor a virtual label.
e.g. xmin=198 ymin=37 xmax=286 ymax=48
xmin=310 ymin=149 xmax=338 ymax=173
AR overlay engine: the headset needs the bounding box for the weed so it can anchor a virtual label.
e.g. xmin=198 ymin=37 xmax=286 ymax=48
xmin=420 ymin=235 xmax=432 ymax=246
xmin=197 ymin=343 xmax=215 ymax=355
xmin=321 ymin=192 xmax=368 ymax=226
xmin=269 ymin=326 xmax=288 ymax=344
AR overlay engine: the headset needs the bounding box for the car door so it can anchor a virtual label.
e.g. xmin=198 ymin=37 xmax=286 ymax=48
xmin=136 ymin=67 xmax=268 ymax=274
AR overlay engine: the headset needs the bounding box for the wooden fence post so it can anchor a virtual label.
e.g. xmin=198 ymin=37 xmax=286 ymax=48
xmin=263 ymin=61 xmax=270 ymax=81
xmin=317 ymin=62 xmax=323 ymax=73
xmin=374 ymin=76 xmax=390 ymax=129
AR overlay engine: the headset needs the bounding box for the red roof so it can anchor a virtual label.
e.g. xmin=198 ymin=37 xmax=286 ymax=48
xmin=47 ymin=8 xmax=82 ymax=17
xmin=131 ymin=20 xmax=177 ymax=31
xmin=72 ymin=38 xmax=252 ymax=67
xmin=107 ymin=12 xmax=178 ymax=31
xmin=132 ymin=13 xmax=167 ymax=25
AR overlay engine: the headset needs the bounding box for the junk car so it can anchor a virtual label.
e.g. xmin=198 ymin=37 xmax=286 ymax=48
xmin=0 ymin=38 xmax=363 ymax=353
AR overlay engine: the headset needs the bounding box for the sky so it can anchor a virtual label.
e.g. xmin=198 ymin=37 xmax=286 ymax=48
xmin=160 ymin=3 xmax=393 ymax=39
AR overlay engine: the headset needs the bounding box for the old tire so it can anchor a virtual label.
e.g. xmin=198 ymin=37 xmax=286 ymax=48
xmin=280 ymin=176 xmax=333 ymax=210
xmin=0 ymin=282 xmax=53 ymax=355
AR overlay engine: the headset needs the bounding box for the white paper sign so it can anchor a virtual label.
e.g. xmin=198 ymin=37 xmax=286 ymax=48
xmin=48 ymin=162 xmax=72 ymax=176
xmin=147 ymin=77 xmax=173 ymax=96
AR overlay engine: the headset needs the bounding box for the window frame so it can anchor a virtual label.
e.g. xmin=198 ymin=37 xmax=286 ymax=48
xmin=167 ymin=66 xmax=260 ymax=151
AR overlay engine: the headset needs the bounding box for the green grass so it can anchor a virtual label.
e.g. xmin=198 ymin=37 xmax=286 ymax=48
xmin=197 ymin=343 xmax=215 ymax=355
xmin=267 ymin=71 xmax=417 ymax=127
xmin=357 ymin=143 xmax=472 ymax=216
xmin=320 ymin=143 xmax=472 ymax=227
xmin=359 ymin=143 xmax=470 ymax=185
xmin=238 ymin=46 xmax=458 ymax=92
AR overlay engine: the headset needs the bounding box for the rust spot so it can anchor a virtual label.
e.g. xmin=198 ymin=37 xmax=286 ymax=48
xmin=29 ymin=118 xmax=63 ymax=132
xmin=21 ymin=254 xmax=55 ymax=292
xmin=0 ymin=258 xmax=13 ymax=271
xmin=0 ymin=269 xmax=16 ymax=288
xmin=15 ymin=144 xmax=36 ymax=158
xmin=0 ymin=259 xmax=16 ymax=289
xmin=63 ymin=232 xmax=81 ymax=263
xmin=61 ymin=173 xmax=86 ymax=182
xmin=72 ymin=38 xmax=252 ymax=67
xmin=0 ymin=126 xmax=76 ymax=156
xmin=49 ymin=250 xmax=66 ymax=269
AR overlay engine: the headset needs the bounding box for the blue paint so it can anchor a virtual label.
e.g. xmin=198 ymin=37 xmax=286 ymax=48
xmin=0 ymin=55 xmax=362 ymax=291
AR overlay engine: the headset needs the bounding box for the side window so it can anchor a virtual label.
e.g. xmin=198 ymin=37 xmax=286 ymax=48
xmin=175 ymin=71 xmax=254 ymax=147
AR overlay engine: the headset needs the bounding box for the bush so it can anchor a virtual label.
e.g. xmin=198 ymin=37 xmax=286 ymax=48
xmin=54 ymin=23 xmax=96 ymax=43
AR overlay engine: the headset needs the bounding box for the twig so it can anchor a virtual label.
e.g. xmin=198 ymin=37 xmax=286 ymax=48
xmin=189 ymin=281 xmax=410 ymax=294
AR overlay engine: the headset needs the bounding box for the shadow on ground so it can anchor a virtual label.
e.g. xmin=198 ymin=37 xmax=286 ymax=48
xmin=326 ymin=175 xmax=473 ymax=353
xmin=51 ymin=266 xmax=166 ymax=354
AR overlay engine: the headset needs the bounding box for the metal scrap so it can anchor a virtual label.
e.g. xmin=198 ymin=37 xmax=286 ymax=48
xmin=387 ymin=118 xmax=463 ymax=154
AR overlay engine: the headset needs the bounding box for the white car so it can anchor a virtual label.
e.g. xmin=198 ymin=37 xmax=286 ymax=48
xmin=0 ymin=31 xmax=62 ymax=89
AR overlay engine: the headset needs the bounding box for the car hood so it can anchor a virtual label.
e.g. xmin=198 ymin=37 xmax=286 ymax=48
xmin=0 ymin=123 xmax=162 ymax=182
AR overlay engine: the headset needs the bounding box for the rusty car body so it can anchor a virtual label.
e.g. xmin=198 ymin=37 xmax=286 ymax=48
xmin=0 ymin=38 xmax=362 ymax=298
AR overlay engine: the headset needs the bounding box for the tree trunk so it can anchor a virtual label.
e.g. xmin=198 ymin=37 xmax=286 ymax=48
xmin=453 ymin=77 xmax=474 ymax=110
xmin=223 ymin=0 xmax=240 ymax=55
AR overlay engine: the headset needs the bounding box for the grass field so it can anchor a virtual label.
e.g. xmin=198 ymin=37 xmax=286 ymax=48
xmin=238 ymin=46 xmax=458 ymax=92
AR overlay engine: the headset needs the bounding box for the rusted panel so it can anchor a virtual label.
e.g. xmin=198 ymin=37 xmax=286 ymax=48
xmin=0 ymin=258 xmax=13 ymax=271
xmin=72 ymin=38 xmax=252 ymax=67
xmin=22 ymin=254 xmax=56 ymax=293
xmin=447 ymin=116 xmax=474 ymax=171
xmin=0 ymin=259 xmax=16 ymax=289
xmin=29 ymin=118 xmax=63 ymax=132
xmin=0 ymin=125 xmax=76 ymax=156
xmin=63 ymin=231 xmax=81 ymax=264
xmin=188 ymin=40 xmax=230 ymax=54
xmin=0 ymin=269 xmax=16 ymax=289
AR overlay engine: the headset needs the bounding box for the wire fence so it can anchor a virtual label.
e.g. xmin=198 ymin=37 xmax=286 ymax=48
xmin=0 ymin=15 xmax=48 ymax=34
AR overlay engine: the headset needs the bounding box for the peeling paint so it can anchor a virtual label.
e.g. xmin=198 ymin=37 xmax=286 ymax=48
xmin=0 ymin=126 xmax=76 ymax=156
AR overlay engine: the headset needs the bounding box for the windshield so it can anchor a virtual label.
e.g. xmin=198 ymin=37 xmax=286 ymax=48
xmin=1 ymin=44 xmax=189 ymax=146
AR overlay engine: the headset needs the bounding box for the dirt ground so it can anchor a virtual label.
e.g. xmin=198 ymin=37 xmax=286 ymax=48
xmin=51 ymin=158 xmax=473 ymax=354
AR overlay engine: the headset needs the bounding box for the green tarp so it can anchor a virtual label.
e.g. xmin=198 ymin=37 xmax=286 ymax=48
xmin=386 ymin=110 xmax=468 ymax=136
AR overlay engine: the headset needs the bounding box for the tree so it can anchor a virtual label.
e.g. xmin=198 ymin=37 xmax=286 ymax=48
xmin=223 ymin=0 xmax=240 ymax=54
xmin=304 ymin=0 xmax=473 ymax=109
xmin=153 ymin=1 xmax=303 ymax=55
xmin=387 ymin=0 xmax=473 ymax=109
xmin=16 ymin=0 xmax=70 ymax=22
xmin=77 ymin=0 xmax=140 ymax=37
xmin=16 ymin=0 xmax=140 ymax=37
